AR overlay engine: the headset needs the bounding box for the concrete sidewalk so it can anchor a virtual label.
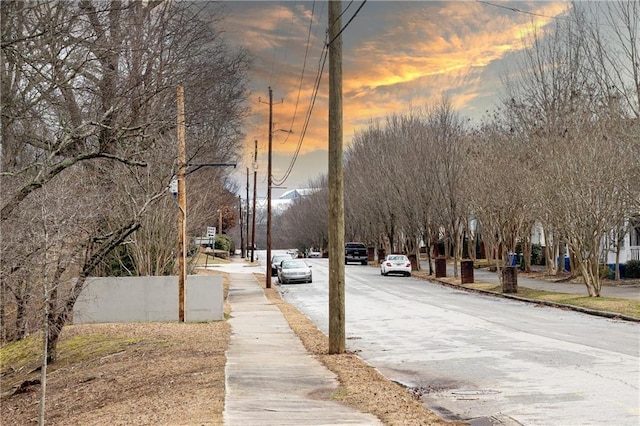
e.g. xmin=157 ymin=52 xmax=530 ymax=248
xmin=222 ymin=272 xmax=382 ymax=426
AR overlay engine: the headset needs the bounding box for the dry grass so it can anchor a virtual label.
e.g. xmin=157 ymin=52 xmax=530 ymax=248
xmin=1 ymin=269 xmax=230 ymax=426
xmin=1 ymin=268 xmax=459 ymax=426
xmin=1 ymin=322 xmax=229 ymax=426
xmin=412 ymin=270 xmax=640 ymax=319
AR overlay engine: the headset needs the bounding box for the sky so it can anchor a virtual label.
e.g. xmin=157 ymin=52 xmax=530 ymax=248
xmin=221 ymin=1 xmax=572 ymax=198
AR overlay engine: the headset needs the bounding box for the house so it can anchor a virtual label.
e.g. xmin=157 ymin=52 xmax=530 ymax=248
xmin=602 ymin=216 xmax=640 ymax=264
xmin=272 ymin=188 xmax=317 ymax=214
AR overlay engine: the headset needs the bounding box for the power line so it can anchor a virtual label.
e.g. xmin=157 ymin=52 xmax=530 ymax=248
xmin=280 ymin=0 xmax=317 ymax=146
xmin=476 ymin=0 xmax=566 ymax=20
xmin=328 ymin=0 xmax=367 ymax=46
xmin=272 ymin=44 xmax=328 ymax=186
xmin=273 ymin=1 xmax=367 ymax=186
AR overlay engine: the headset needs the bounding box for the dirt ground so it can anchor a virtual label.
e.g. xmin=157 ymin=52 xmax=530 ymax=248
xmin=1 ymin=270 xmax=459 ymax=426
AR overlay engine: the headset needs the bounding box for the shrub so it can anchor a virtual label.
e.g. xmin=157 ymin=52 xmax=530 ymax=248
xmin=625 ymin=260 xmax=640 ymax=278
xmin=531 ymin=244 xmax=544 ymax=265
xmin=598 ymin=265 xmax=612 ymax=279
xmin=215 ymin=234 xmax=232 ymax=252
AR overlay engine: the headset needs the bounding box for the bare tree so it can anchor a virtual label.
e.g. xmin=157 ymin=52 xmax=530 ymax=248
xmin=502 ymin=2 xmax=638 ymax=295
xmin=274 ymin=177 xmax=328 ymax=252
xmin=1 ymin=0 xmax=250 ymax=360
xmin=467 ymin=118 xmax=532 ymax=280
xmin=423 ymin=96 xmax=469 ymax=277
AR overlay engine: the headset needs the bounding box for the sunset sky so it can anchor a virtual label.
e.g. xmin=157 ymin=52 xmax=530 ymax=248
xmin=222 ymin=1 xmax=571 ymax=197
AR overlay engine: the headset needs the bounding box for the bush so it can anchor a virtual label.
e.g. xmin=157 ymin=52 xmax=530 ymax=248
xmin=99 ymin=244 xmax=135 ymax=276
xmin=215 ymin=234 xmax=232 ymax=252
xmin=598 ymin=265 xmax=612 ymax=279
xmin=625 ymin=260 xmax=640 ymax=278
xmin=531 ymin=244 xmax=544 ymax=265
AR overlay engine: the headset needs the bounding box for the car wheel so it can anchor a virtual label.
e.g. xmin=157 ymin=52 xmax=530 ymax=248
xmin=382 ymin=271 xmax=388 ymax=276
xmin=380 ymin=270 xmax=383 ymax=275
xmin=361 ymin=260 xmax=367 ymax=265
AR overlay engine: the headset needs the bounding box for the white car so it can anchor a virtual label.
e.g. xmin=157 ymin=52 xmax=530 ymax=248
xmin=277 ymin=259 xmax=313 ymax=284
xmin=380 ymin=254 xmax=412 ymax=277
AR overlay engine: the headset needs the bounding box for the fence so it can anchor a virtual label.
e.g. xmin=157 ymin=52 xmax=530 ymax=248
xmin=73 ymin=275 xmax=223 ymax=324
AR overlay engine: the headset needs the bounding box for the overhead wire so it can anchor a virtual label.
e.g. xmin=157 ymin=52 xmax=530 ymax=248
xmin=272 ymin=1 xmax=326 ymax=186
xmin=475 ymin=0 xmax=569 ymax=20
xmin=272 ymin=1 xmax=367 ymax=186
xmin=328 ymin=0 xmax=367 ymax=46
xmin=476 ymin=0 xmax=619 ymax=28
xmin=272 ymin=43 xmax=328 ymax=187
xmin=279 ymin=0 xmax=317 ymax=145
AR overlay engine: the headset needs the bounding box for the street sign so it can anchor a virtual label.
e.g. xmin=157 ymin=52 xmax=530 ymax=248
xmin=169 ymin=177 xmax=178 ymax=195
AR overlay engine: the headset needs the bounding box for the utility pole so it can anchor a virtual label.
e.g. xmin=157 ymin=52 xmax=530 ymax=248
xmin=266 ymin=87 xmax=274 ymax=289
xmin=239 ymin=195 xmax=244 ymax=258
xmin=218 ymin=208 xmax=223 ymax=237
xmin=328 ymin=0 xmax=345 ymax=354
xmin=259 ymin=88 xmax=283 ymax=288
xmin=245 ymin=167 xmax=250 ymax=258
xmin=251 ymin=139 xmax=258 ymax=263
xmin=177 ymin=86 xmax=187 ymax=323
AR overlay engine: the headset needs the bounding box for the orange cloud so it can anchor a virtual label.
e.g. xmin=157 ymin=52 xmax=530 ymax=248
xmin=225 ymin=1 xmax=571 ymax=180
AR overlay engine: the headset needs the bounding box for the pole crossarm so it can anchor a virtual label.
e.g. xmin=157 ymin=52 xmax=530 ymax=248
xmin=186 ymin=162 xmax=237 ymax=174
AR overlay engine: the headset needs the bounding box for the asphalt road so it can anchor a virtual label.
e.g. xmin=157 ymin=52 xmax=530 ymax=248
xmin=270 ymin=252 xmax=640 ymax=426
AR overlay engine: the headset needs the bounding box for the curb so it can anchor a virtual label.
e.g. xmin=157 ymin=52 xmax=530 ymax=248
xmin=425 ymin=277 xmax=640 ymax=323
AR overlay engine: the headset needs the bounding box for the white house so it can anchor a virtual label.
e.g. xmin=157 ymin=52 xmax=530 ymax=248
xmin=532 ymin=216 xmax=640 ymax=265
xmin=271 ymin=188 xmax=317 ymax=215
xmin=602 ymin=216 xmax=640 ymax=264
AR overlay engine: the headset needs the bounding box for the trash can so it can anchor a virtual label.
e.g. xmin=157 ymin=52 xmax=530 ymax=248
xmin=502 ymin=266 xmax=517 ymax=293
xmin=461 ymin=259 xmax=474 ymax=284
xmin=435 ymin=257 xmax=447 ymax=278
xmin=506 ymin=253 xmax=517 ymax=267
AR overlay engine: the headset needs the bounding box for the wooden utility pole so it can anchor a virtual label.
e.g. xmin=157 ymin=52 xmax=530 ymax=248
xmin=218 ymin=208 xmax=223 ymax=237
xmin=266 ymin=87 xmax=274 ymax=289
xmin=251 ymin=139 xmax=258 ymax=263
xmin=328 ymin=1 xmax=345 ymax=354
xmin=239 ymin=195 xmax=244 ymax=258
xmin=177 ymin=86 xmax=187 ymax=323
xmin=245 ymin=167 xmax=250 ymax=258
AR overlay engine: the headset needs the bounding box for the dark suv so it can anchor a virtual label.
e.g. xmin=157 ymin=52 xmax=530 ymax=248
xmin=345 ymin=242 xmax=368 ymax=265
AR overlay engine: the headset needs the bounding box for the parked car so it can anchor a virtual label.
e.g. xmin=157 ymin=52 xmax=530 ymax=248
xmin=271 ymin=254 xmax=292 ymax=276
xmin=307 ymin=251 xmax=321 ymax=258
xmin=345 ymin=242 xmax=368 ymax=265
xmin=277 ymin=259 xmax=312 ymax=284
xmin=380 ymin=254 xmax=412 ymax=276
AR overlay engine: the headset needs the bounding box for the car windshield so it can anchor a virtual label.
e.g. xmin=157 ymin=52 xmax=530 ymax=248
xmin=272 ymin=255 xmax=290 ymax=264
xmin=346 ymin=243 xmax=366 ymax=249
xmin=282 ymin=260 xmax=307 ymax=269
xmin=388 ymin=255 xmax=406 ymax=261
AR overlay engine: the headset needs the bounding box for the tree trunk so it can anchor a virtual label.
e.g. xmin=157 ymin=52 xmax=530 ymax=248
xmin=579 ymin=259 xmax=601 ymax=297
xmin=614 ymin=230 xmax=623 ymax=281
xmin=523 ymin=237 xmax=532 ymax=273
xmin=545 ymin=241 xmax=558 ymax=275
xmin=15 ymin=288 xmax=29 ymax=340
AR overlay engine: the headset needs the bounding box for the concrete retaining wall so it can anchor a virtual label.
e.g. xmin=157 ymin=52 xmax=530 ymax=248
xmin=73 ymin=275 xmax=223 ymax=324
